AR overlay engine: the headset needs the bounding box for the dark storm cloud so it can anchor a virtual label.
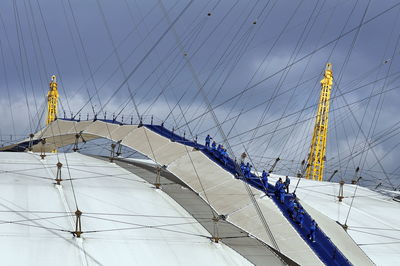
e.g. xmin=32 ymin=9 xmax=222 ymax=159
xmin=0 ymin=0 xmax=399 ymax=188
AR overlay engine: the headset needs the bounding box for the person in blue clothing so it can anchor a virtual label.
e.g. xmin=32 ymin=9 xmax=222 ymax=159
xmin=211 ymin=141 xmax=216 ymax=151
xmin=222 ymin=149 xmax=229 ymax=166
xmin=284 ymin=176 xmax=291 ymax=193
xmin=243 ymin=162 xmax=250 ymax=178
xmin=308 ymin=219 xmax=317 ymax=242
xmin=240 ymin=161 xmax=245 ymax=175
xmin=216 ymin=144 xmax=222 ymax=159
xmin=275 ymin=178 xmax=283 ymax=196
xmin=296 ymin=207 xmax=304 ymax=228
xmin=261 ymin=170 xmax=269 ymax=192
xmin=287 ymin=198 xmax=295 ymax=219
xmin=217 ymin=144 xmax=223 ymax=154
xmin=205 ymin=134 xmax=212 ymax=149
xmin=246 ymin=164 xmax=252 ymax=178
xmin=279 ymin=186 xmax=285 ymax=203
xmin=293 ymin=200 xmax=298 ymax=211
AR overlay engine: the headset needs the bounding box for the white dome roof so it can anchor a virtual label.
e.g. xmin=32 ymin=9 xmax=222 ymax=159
xmin=0 ymin=152 xmax=252 ymax=266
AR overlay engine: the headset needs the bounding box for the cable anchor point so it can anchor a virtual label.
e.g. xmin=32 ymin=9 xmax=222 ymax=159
xmin=28 ymin=133 xmax=34 ymax=152
xmin=154 ymin=166 xmax=162 ymax=189
xmin=73 ymin=209 xmax=83 ymax=238
xmin=116 ymin=140 xmax=123 ymax=157
xmin=55 ymin=162 xmax=63 ymax=185
xmin=138 ymin=116 xmax=143 ymax=128
xmin=338 ymin=180 xmax=345 ymax=202
xmin=40 ymin=139 xmax=47 ymax=160
xmin=210 ymin=215 xmax=221 ymax=243
xmin=73 ymin=134 xmax=80 ymax=152
xmin=110 ymin=143 xmax=116 ymax=163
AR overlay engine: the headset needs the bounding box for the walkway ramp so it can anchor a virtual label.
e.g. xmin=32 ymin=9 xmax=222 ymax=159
xmin=300 ymin=201 xmax=374 ymax=266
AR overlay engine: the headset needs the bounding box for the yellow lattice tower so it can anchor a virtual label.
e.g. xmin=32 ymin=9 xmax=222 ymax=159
xmin=46 ymin=75 xmax=59 ymax=125
xmin=305 ymin=63 xmax=333 ymax=181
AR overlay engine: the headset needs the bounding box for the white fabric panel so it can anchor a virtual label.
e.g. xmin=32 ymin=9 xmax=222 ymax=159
xmin=228 ymin=199 xmax=323 ymax=266
xmin=0 ymin=238 xmax=83 ymax=266
xmin=152 ymin=142 xmax=189 ymax=165
xmin=167 ymin=151 xmax=234 ymax=193
xmin=0 ymin=152 xmax=83 ymax=266
xmin=40 ymin=120 xmax=76 ymax=138
xmin=268 ymin=174 xmax=387 ymax=266
xmin=122 ymin=127 xmax=170 ymax=162
xmin=110 ymin=125 xmax=137 ymax=141
xmin=167 ymin=151 xmax=322 ymax=265
xmin=0 ymin=152 xmax=251 ymax=266
xmin=228 ymin=206 xmax=266 ymax=236
xmin=198 ymin=179 xmax=254 ymax=215
xmin=67 ymin=120 xmax=93 ymax=134
xmin=22 ymin=120 xmax=375 ymax=265
xmin=84 ymin=120 xmax=120 ymax=138
xmin=301 ymin=202 xmax=374 ymax=266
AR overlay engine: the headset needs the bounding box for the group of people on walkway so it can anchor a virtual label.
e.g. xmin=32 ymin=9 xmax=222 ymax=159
xmin=205 ymin=135 xmax=317 ymax=243
xmin=274 ymin=176 xmax=290 ymax=203
xmin=287 ymin=198 xmax=304 ymax=226
xmin=205 ymin=135 xmax=229 ymax=166
xmin=287 ymin=196 xmax=318 ymax=242
xmin=240 ymin=161 xmax=253 ymax=179
xmin=239 ymin=162 xmax=269 ymax=191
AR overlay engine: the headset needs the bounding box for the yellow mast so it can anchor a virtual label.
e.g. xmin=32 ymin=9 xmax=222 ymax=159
xmin=305 ymin=63 xmax=333 ymax=181
xmin=46 ymin=75 xmax=59 ymax=125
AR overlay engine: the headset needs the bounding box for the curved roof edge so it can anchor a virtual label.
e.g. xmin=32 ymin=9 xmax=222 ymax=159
xmin=106 ymin=156 xmax=297 ymax=266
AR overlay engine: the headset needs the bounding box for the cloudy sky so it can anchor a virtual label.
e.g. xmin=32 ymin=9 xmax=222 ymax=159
xmin=0 ymin=0 xmax=400 ymax=188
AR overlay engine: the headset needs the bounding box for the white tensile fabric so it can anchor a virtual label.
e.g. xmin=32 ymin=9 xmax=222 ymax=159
xmin=269 ymin=174 xmax=396 ymax=266
xmin=0 ymin=152 xmax=253 ymax=266
xmin=22 ymin=119 xmax=377 ymax=265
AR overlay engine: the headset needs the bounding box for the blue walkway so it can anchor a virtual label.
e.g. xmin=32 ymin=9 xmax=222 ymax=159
xmin=145 ymin=124 xmax=351 ymax=266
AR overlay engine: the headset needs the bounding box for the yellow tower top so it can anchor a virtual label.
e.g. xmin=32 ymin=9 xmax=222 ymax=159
xmin=305 ymin=63 xmax=333 ymax=181
xmin=321 ymin=63 xmax=333 ymax=86
xmin=46 ymin=75 xmax=59 ymax=125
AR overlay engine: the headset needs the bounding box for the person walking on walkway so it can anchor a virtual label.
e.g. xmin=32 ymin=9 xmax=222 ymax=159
xmin=275 ymin=178 xmax=283 ymax=196
xmin=240 ymin=161 xmax=245 ymax=176
xmin=246 ymin=164 xmax=252 ymax=178
xmin=279 ymin=186 xmax=285 ymax=203
xmin=243 ymin=163 xmax=250 ymax=178
xmin=308 ymin=220 xmax=317 ymax=242
xmin=262 ymin=170 xmax=269 ymax=192
xmin=288 ymin=198 xmax=295 ymax=219
xmin=284 ymin=176 xmax=291 ymax=193
xmin=217 ymin=144 xmax=222 ymax=153
xmin=205 ymin=135 xmax=212 ymax=149
xmin=222 ymin=149 xmax=229 ymax=166
xmin=211 ymin=141 xmax=216 ymax=151
xmin=296 ymin=207 xmax=304 ymax=228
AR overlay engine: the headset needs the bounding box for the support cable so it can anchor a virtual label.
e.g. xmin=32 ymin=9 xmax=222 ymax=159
xmin=95 ymin=0 xmax=195 ymax=116
xmin=95 ymin=0 xmax=141 ymax=121
xmin=176 ymin=1 xmax=400 ymax=131
xmin=158 ymin=0 xmax=281 ymax=251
